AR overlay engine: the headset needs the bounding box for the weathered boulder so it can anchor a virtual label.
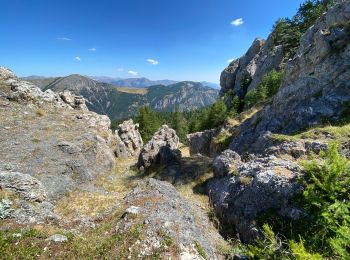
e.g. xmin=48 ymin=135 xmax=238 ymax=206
xmin=115 ymin=119 xmax=143 ymax=158
xmin=208 ymin=156 xmax=302 ymax=243
xmin=212 ymin=150 xmax=241 ymax=178
xmin=0 ymin=171 xmax=47 ymax=202
xmin=229 ymin=0 xmax=350 ymax=154
xmin=117 ymin=178 xmax=220 ymax=259
xmin=187 ymin=128 xmax=218 ymax=157
xmin=138 ymin=125 xmax=180 ymax=168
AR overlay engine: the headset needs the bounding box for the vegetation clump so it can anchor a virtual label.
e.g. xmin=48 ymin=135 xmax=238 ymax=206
xmin=244 ymin=69 xmax=284 ymax=109
xmin=272 ymin=0 xmax=336 ymax=60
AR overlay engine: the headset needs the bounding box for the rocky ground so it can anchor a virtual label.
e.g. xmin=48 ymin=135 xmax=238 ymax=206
xmin=0 ymin=67 xmax=227 ymax=259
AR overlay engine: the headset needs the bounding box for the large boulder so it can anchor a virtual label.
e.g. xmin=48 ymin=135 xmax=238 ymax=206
xmin=229 ymin=0 xmax=350 ymax=154
xmin=138 ymin=125 xmax=180 ymax=168
xmin=115 ymin=119 xmax=143 ymax=158
xmin=208 ymin=156 xmax=302 ymax=243
xmin=117 ymin=178 xmax=221 ymax=259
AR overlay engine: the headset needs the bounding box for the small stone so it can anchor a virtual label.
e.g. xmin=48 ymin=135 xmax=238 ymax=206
xmin=125 ymin=206 xmax=141 ymax=215
xmin=46 ymin=234 xmax=68 ymax=243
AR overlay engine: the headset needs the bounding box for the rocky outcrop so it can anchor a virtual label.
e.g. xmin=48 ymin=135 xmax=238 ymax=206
xmin=0 ymin=67 xmax=116 ymax=223
xmin=229 ymin=0 xmax=350 ymax=154
xmin=138 ymin=125 xmax=180 ymax=169
xmin=187 ymin=128 xmax=219 ymax=157
xmin=220 ymin=35 xmax=284 ymax=98
xmin=115 ymin=119 xmax=143 ymax=158
xmin=208 ymin=154 xmax=302 ymax=243
xmin=117 ymin=178 xmax=220 ymax=259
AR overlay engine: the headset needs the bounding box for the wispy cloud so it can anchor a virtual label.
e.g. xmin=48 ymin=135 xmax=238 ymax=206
xmin=88 ymin=48 xmax=96 ymax=52
xmin=117 ymin=68 xmax=124 ymax=72
xmin=227 ymin=58 xmax=235 ymax=63
xmin=147 ymin=58 xmax=159 ymax=65
xmin=74 ymin=56 xmax=81 ymax=62
xmin=57 ymin=37 xmax=72 ymax=41
xmin=231 ymin=18 xmax=244 ymax=26
xmin=128 ymin=70 xmax=138 ymax=76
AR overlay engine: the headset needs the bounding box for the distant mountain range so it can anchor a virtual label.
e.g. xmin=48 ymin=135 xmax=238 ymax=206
xmin=89 ymin=76 xmax=179 ymax=88
xmin=25 ymin=74 xmax=219 ymax=120
xmin=23 ymin=75 xmax=220 ymax=89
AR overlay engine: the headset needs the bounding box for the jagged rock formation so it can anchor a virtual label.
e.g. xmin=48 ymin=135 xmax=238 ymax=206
xmin=229 ymin=0 xmax=350 ymax=154
xmin=117 ymin=178 xmax=220 ymax=259
xmin=0 ymin=67 xmax=116 ymax=222
xmin=220 ymin=36 xmax=284 ymax=98
xmin=115 ymin=119 xmax=143 ymax=158
xmin=28 ymin=75 xmax=219 ymax=120
xmin=138 ymin=125 xmax=180 ymax=169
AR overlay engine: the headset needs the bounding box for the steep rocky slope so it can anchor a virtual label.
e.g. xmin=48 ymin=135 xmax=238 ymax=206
xmin=229 ymin=0 xmax=350 ymax=154
xmin=201 ymin=0 xmax=350 ymax=246
xmin=28 ymin=75 xmax=219 ymax=120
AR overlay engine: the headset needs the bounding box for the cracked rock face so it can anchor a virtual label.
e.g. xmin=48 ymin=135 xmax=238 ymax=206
xmin=138 ymin=125 xmax=181 ymax=168
xmin=208 ymin=153 xmax=302 ymax=243
xmin=115 ymin=119 xmax=143 ymax=158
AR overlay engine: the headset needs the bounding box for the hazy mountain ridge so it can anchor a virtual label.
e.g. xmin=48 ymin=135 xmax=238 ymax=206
xmin=27 ymin=75 xmax=219 ymax=120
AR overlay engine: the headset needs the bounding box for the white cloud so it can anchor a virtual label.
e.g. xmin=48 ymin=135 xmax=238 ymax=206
xmin=57 ymin=37 xmax=72 ymax=41
xmin=88 ymin=48 xmax=96 ymax=52
xmin=227 ymin=58 xmax=235 ymax=63
xmin=231 ymin=18 xmax=244 ymax=26
xmin=128 ymin=70 xmax=138 ymax=76
xmin=147 ymin=59 xmax=159 ymax=65
xmin=74 ymin=56 xmax=81 ymax=62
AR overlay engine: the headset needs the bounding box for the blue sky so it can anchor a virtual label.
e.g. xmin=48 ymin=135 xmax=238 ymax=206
xmin=0 ymin=0 xmax=304 ymax=83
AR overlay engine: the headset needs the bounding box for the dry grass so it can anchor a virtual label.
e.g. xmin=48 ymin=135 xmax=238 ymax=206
xmin=115 ymin=87 xmax=148 ymax=95
xmin=239 ymin=176 xmax=253 ymax=186
xmin=35 ymin=108 xmax=46 ymax=117
xmin=179 ymin=145 xmax=190 ymax=158
xmin=227 ymin=104 xmax=263 ymax=128
xmin=55 ymin=190 xmax=119 ymax=219
xmin=271 ymin=123 xmax=350 ymax=143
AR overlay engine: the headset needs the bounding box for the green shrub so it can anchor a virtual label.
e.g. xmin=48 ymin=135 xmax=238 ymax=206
xmin=272 ymin=0 xmax=336 ymax=60
xmin=244 ymin=69 xmax=284 ymax=109
xmin=213 ymin=132 xmax=232 ymax=149
xmin=301 ymin=143 xmax=350 ymax=258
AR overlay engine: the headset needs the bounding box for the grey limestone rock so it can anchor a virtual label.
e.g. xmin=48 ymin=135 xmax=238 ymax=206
xmin=115 ymin=119 xmax=143 ymax=158
xmin=138 ymin=125 xmax=180 ymax=168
